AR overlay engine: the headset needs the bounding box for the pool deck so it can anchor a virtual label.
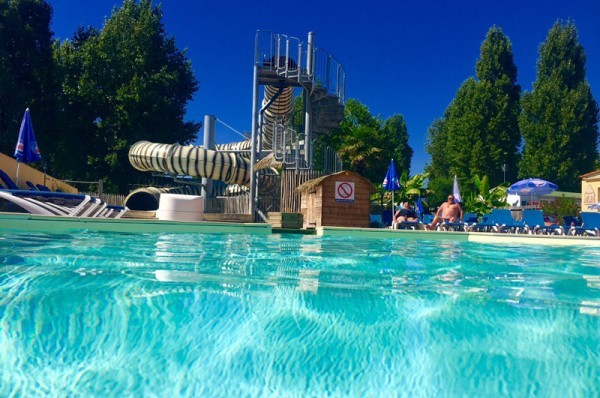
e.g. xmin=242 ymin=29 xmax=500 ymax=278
xmin=1 ymin=212 xmax=598 ymax=246
xmin=0 ymin=212 xmax=271 ymax=235
xmin=317 ymin=226 xmax=600 ymax=246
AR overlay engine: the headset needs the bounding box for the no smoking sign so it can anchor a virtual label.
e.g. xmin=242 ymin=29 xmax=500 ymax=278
xmin=335 ymin=181 xmax=355 ymax=203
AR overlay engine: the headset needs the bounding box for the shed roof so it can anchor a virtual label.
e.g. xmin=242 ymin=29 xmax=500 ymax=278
xmin=296 ymin=171 xmax=375 ymax=193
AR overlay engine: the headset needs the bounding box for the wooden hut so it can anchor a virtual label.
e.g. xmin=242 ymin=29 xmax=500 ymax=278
xmin=296 ymin=171 xmax=374 ymax=228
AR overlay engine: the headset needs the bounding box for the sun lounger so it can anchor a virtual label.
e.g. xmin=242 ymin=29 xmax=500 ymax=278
xmin=471 ymin=209 xmax=525 ymax=233
xmin=0 ymin=189 xmax=124 ymax=218
xmin=568 ymin=212 xmax=600 ymax=236
xmin=0 ymin=169 xmax=19 ymax=190
xmin=522 ymin=209 xmax=563 ymax=235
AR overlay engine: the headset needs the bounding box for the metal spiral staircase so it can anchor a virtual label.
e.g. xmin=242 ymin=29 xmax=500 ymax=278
xmin=249 ymin=31 xmax=346 ymax=215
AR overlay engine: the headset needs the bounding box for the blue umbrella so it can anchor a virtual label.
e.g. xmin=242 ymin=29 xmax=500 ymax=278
xmin=382 ymin=159 xmax=401 ymax=210
xmin=507 ymin=178 xmax=557 ymax=196
xmin=507 ymin=178 xmax=558 ymax=205
xmin=14 ymin=108 xmax=42 ymax=185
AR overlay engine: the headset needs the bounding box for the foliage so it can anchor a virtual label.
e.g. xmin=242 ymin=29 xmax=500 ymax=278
xmin=372 ymin=172 xmax=429 ymax=210
xmin=371 ymin=171 xmax=429 ymax=213
xmin=325 ymin=99 xmax=413 ymax=183
xmin=425 ymin=26 xmax=521 ymax=194
xmin=539 ymin=196 xmax=580 ymax=225
xmin=462 ymin=174 xmax=509 ymax=216
xmin=519 ymin=21 xmax=599 ymax=191
xmin=0 ymin=0 xmax=58 ymax=163
xmin=53 ymin=0 xmax=200 ymax=192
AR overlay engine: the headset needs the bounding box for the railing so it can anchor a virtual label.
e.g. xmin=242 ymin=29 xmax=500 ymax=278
xmin=255 ymin=30 xmax=346 ymax=104
xmin=272 ymin=123 xmax=309 ymax=169
xmin=205 ymin=195 xmax=250 ymax=214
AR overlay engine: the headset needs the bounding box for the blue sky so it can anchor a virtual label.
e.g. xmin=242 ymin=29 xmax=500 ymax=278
xmin=49 ymin=0 xmax=599 ymax=174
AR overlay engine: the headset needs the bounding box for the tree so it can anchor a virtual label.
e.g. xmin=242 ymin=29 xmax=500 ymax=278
xmin=325 ymin=99 xmax=413 ymax=183
xmin=54 ymin=0 xmax=200 ymax=192
xmin=425 ymin=26 xmax=521 ymax=197
xmin=0 ymin=0 xmax=57 ymax=161
xmin=519 ymin=21 xmax=599 ymax=191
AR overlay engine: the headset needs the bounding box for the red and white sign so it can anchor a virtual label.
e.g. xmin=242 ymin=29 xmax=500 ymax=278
xmin=335 ymin=181 xmax=355 ymax=203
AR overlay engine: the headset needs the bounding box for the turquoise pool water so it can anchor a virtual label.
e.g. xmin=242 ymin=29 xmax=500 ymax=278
xmin=0 ymin=230 xmax=598 ymax=397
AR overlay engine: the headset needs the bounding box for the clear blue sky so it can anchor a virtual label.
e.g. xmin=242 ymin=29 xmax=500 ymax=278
xmin=49 ymin=0 xmax=599 ymax=174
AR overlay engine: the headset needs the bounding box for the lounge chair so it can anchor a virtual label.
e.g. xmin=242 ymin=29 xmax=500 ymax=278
xmin=36 ymin=184 xmax=51 ymax=191
xmin=563 ymin=216 xmax=581 ymax=235
xmin=0 ymin=169 xmax=19 ymax=190
xmin=522 ymin=209 xmax=563 ymax=235
xmin=568 ymin=212 xmax=600 ymax=236
xmin=438 ymin=212 xmax=478 ymax=232
xmin=421 ymin=214 xmax=434 ymax=224
xmin=472 ymin=209 xmax=525 ymax=233
xmin=0 ymin=189 xmax=128 ymax=218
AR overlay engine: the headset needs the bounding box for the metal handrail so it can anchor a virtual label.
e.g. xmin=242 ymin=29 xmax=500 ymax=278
xmin=255 ymin=30 xmax=345 ymax=104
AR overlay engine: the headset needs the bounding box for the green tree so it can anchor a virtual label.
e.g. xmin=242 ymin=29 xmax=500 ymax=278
xmin=425 ymin=26 xmax=521 ymax=196
xmin=519 ymin=21 xmax=599 ymax=191
xmin=325 ymin=99 xmax=413 ymax=183
xmin=0 ymin=0 xmax=57 ymax=162
xmin=54 ymin=0 xmax=200 ymax=192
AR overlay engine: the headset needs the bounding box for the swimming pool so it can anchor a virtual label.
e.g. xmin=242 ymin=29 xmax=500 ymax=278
xmin=1 ymin=230 xmax=598 ymax=397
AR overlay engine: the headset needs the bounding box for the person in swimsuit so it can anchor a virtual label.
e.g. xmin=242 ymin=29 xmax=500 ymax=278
xmin=427 ymin=194 xmax=463 ymax=230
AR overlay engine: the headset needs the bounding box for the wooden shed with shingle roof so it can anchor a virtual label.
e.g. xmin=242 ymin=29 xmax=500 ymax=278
xmin=296 ymin=171 xmax=374 ymax=228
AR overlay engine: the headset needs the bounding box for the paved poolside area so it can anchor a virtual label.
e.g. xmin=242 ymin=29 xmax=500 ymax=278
xmin=1 ymin=212 xmax=598 ymax=246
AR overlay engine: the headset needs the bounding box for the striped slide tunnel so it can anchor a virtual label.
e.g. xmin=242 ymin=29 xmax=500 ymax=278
xmin=262 ymin=85 xmax=294 ymax=150
xmin=129 ymin=141 xmax=251 ymax=185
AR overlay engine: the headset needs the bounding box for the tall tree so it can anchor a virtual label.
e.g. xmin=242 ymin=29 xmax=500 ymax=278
xmin=425 ymin=26 xmax=521 ymax=198
xmin=324 ymin=99 xmax=413 ymax=183
xmin=55 ymin=0 xmax=200 ymax=192
xmin=519 ymin=21 xmax=599 ymax=191
xmin=0 ymin=0 xmax=57 ymax=160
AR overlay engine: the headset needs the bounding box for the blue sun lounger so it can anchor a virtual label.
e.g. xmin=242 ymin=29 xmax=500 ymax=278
xmin=471 ymin=209 xmax=525 ymax=233
xmin=568 ymin=212 xmax=600 ymax=236
xmin=438 ymin=212 xmax=478 ymax=232
xmin=522 ymin=209 xmax=563 ymax=235
xmin=0 ymin=169 xmax=19 ymax=190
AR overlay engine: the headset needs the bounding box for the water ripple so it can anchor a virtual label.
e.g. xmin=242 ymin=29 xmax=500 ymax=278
xmin=0 ymin=231 xmax=598 ymax=396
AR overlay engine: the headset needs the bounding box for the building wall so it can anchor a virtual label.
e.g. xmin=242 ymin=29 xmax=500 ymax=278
xmin=0 ymin=152 xmax=77 ymax=192
xmin=581 ymin=171 xmax=600 ymax=212
xmin=319 ymin=172 xmax=371 ymax=228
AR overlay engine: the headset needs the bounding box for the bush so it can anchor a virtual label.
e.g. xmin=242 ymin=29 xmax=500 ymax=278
xmin=539 ymin=196 xmax=580 ymax=225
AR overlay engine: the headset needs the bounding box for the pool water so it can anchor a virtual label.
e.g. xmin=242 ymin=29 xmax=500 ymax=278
xmin=0 ymin=231 xmax=598 ymax=397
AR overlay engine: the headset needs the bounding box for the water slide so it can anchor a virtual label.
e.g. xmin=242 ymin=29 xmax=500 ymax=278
xmin=125 ymin=85 xmax=294 ymax=210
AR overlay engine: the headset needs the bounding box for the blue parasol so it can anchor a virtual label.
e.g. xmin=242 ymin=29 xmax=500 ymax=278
xmin=14 ymin=108 xmax=42 ymax=186
xmin=507 ymin=178 xmax=557 ymax=196
xmin=453 ymin=175 xmax=462 ymax=203
xmin=382 ymin=159 xmax=401 ymax=210
xmin=507 ymin=178 xmax=557 ymax=205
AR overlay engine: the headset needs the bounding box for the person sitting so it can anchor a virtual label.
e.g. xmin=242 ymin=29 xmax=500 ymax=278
xmin=393 ymin=202 xmax=418 ymax=228
xmin=427 ymin=194 xmax=463 ymax=230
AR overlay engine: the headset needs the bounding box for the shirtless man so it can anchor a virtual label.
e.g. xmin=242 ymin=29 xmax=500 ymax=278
xmin=427 ymin=194 xmax=463 ymax=230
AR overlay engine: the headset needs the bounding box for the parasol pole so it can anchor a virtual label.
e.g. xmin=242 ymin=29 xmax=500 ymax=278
xmin=15 ymin=160 xmax=21 ymax=187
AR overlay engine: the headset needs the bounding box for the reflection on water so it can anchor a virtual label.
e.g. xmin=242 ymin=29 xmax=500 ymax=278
xmin=0 ymin=231 xmax=598 ymax=397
